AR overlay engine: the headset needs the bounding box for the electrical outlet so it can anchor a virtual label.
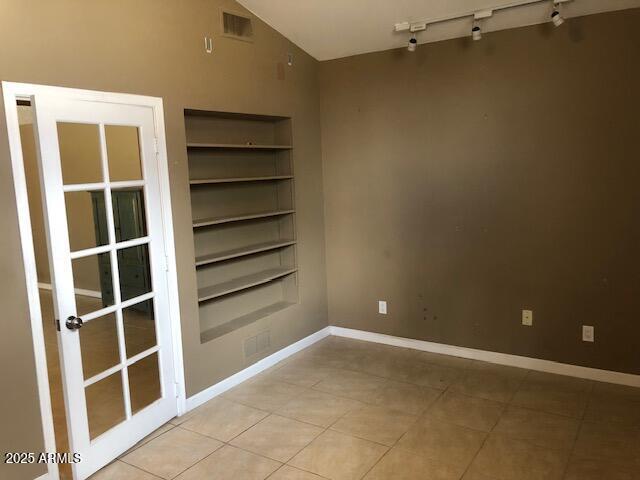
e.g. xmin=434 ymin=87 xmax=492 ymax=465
xmin=582 ymin=325 xmax=594 ymax=342
xmin=378 ymin=300 xmax=387 ymax=315
xmin=522 ymin=309 xmax=533 ymax=326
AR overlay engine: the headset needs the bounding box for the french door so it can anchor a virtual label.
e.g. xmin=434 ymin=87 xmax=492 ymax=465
xmin=31 ymin=92 xmax=178 ymax=479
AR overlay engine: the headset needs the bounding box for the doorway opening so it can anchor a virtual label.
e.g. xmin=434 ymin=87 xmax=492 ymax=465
xmin=18 ymin=102 xmax=162 ymax=478
xmin=4 ymin=83 xmax=185 ymax=480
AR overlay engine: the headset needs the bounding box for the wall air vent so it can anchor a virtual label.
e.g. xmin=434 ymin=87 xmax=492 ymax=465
xmin=222 ymin=10 xmax=253 ymax=41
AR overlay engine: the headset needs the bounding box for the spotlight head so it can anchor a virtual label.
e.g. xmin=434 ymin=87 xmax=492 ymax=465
xmin=407 ymin=36 xmax=417 ymax=52
xmin=472 ymin=25 xmax=482 ymax=41
xmin=551 ymin=10 xmax=564 ymax=27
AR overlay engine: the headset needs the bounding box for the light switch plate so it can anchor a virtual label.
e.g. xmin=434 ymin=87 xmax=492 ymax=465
xmin=522 ymin=309 xmax=533 ymax=326
xmin=378 ymin=300 xmax=387 ymax=315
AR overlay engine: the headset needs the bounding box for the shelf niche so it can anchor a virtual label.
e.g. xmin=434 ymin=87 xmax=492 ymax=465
xmin=185 ymin=109 xmax=298 ymax=344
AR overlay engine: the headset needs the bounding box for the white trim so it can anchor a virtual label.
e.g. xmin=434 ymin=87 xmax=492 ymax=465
xmin=3 ymin=83 xmax=59 ymax=480
xmin=184 ymin=326 xmax=331 ymax=412
xmin=330 ymin=326 xmax=640 ymax=388
xmin=2 ymin=81 xmax=185 ymax=480
xmin=34 ymin=473 xmax=50 ymax=480
xmin=150 ymin=97 xmax=187 ymax=416
xmin=38 ymin=282 xmax=102 ymax=299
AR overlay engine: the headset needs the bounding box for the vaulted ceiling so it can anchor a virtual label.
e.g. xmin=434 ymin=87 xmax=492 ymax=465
xmin=237 ymin=0 xmax=640 ymax=60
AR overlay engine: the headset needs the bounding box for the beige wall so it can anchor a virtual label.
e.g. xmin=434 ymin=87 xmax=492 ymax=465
xmin=320 ymin=9 xmax=640 ymax=375
xmin=0 ymin=1 xmax=327 ymax=478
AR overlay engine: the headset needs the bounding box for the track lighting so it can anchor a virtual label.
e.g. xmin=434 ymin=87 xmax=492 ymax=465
xmin=408 ymin=36 xmax=417 ymax=52
xmin=394 ymin=0 xmax=574 ymax=43
xmin=472 ymin=23 xmax=482 ymax=41
xmin=551 ymin=8 xmax=564 ymax=27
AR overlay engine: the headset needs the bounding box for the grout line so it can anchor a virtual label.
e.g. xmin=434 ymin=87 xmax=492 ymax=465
xmin=559 ymin=380 xmax=595 ymax=479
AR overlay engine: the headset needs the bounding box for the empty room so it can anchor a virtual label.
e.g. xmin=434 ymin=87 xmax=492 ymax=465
xmin=1 ymin=1 xmax=639 ymax=479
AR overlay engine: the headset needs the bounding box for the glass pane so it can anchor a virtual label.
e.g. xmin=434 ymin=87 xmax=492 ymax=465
xmin=112 ymin=188 xmax=147 ymax=242
xmin=128 ymin=353 xmax=161 ymax=414
xmin=106 ymin=125 xmax=143 ymax=182
xmin=85 ymin=371 xmax=126 ymax=439
xmin=57 ymin=122 xmax=102 ymax=185
xmin=65 ymin=190 xmax=108 ymax=251
xmin=72 ymin=254 xmax=115 ymax=316
xmin=79 ymin=312 xmax=120 ymax=380
xmin=117 ymin=244 xmax=152 ymax=302
xmin=123 ymin=300 xmax=156 ymax=359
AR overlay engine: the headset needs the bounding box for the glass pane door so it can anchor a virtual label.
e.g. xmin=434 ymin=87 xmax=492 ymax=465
xmin=32 ymin=93 xmax=177 ymax=480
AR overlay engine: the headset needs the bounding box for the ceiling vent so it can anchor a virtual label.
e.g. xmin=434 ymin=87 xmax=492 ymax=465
xmin=222 ymin=10 xmax=254 ymax=41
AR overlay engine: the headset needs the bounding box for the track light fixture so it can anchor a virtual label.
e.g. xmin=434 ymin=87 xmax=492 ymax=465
xmin=472 ymin=23 xmax=482 ymax=41
xmin=408 ymin=35 xmax=418 ymax=52
xmin=551 ymin=2 xmax=565 ymax=27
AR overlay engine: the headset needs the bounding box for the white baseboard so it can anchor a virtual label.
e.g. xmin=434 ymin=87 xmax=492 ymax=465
xmin=38 ymin=282 xmax=102 ymax=299
xmin=184 ymin=326 xmax=332 ymax=412
xmin=330 ymin=326 xmax=640 ymax=388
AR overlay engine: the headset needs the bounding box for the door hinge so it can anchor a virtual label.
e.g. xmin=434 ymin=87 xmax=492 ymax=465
xmin=55 ymin=318 xmax=61 ymax=332
xmin=153 ymin=137 xmax=159 ymax=155
xmin=165 ymin=254 xmax=170 ymax=272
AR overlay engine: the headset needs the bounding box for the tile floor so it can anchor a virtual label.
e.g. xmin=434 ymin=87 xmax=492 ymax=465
xmin=90 ymin=336 xmax=640 ymax=480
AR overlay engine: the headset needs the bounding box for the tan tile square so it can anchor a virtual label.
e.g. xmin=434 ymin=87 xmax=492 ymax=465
xmin=277 ymin=388 xmax=361 ymax=427
xmin=223 ymin=378 xmax=305 ymax=411
xmin=468 ymin=361 xmax=528 ymax=378
xmin=394 ymin=361 xmax=465 ymax=390
xmin=414 ymin=351 xmax=472 ymax=370
xmin=371 ymin=380 xmax=441 ymax=415
xmin=585 ymin=382 xmax=640 ymax=426
xmin=121 ymin=423 xmax=175 ymax=456
xmin=396 ymin=416 xmax=486 ymax=468
xmin=564 ymin=456 xmax=639 ymax=480
xmin=364 ymin=446 xmax=463 ymax=480
xmin=467 ymin=433 xmax=569 ymax=480
xmin=345 ymin=346 xmax=417 ymax=379
xmin=268 ymin=465 xmax=326 ymax=480
xmin=511 ymin=372 xmax=591 ymax=418
xmin=573 ymin=421 xmax=640 ymax=466
xmin=331 ymin=404 xmax=418 ymax=446
xmin=90 ymin=461 xmax=159 ymax=480
xmin=461 ymin=472 xmax=500 ymax=480
xmin=313 ymin=369 xmax=388 ymax=402
xmin=268 ymin=361 xmax=337 ymax=388
xmin=449 ymin=367 xmax=524 ymax=403
xmin=428 ymin=391 xmax=504 ymax=432
xmin=289 ymin=430 xmax=388 ymax=480
xmin=493 ymin=406 xmax=580 ymax=450
xmin=230 ymin=414 xmax=322 ymax=462
xmin=122 ymin=427 xmax=222 ymax=479
xmin=175 ymin=445 xmax=280 ymax=480
xmin=180 ymin=396 xmax=268 ymax=442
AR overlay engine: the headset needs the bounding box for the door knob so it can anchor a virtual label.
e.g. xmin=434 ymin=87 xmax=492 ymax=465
xmin=66 ymin=316 xmax=84 ymax=331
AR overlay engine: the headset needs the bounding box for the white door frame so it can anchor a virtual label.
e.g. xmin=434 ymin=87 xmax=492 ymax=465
xmin=2 ymin=81 xmax=186 ymax=480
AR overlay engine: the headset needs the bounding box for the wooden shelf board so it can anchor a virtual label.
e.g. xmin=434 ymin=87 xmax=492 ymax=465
xmin=197 ymin=267 xmax=297 ymax=303
xmin=200 ymin=301 xmax=295 ymax=343
xmin=196 ymin=240 xmax=296 ymax=267
xmin=187 ymin=143 xmax=293 ymax=150
xmin=190 ymin=175 xmax=293 ymax=185
xmin=193 ymin=209 xmax=295 ymax=228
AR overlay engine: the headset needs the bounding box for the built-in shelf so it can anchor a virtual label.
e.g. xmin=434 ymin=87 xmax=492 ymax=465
xmin=196 ymin=240 xmax=296 ymax=267
xmin=186 ymin=109 xmax=298 ymax=341
xmin=193 ymin=209 xmax=295 ymax=228
xmin=200 ymin=301 xmax=295 ymax=343
xmin=187 ymin=143 xmax=293 ymax=150
xmin=190 ymin=175 xmax=293 ymax=185
xmin=197 ymin=267 xmax=297 ymax=303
